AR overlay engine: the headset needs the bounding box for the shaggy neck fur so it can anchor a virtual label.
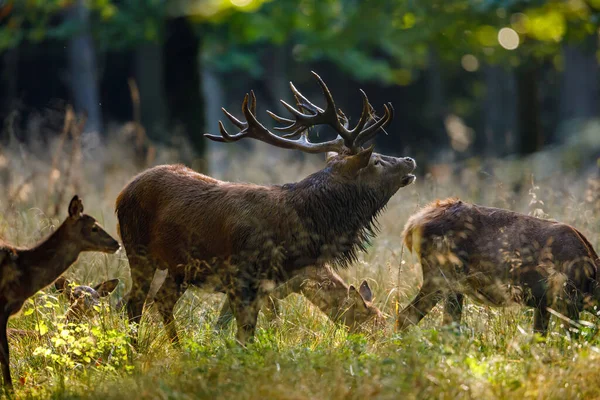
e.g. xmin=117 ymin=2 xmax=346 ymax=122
xmin=284 ymin=168 xmax=388 ymax=270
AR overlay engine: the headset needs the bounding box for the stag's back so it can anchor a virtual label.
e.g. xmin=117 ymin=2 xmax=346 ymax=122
xmin=116 ymin=164 xmax=299 ymax=267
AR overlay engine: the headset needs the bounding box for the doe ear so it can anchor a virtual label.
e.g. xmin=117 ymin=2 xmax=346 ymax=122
xmin=68 ymin=195 xmax=84 ymax=218
xmin=93 ymin=279 xmax=120 ymax=297
xmin=358 ymin=280 xmax=373 ymax=302
xmin=346 ymin=145 xmax=374 ymax=171
xmin=55 ymin=277 xmax=72 ymax=296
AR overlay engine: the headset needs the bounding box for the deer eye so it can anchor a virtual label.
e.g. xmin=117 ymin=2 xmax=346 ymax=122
xmin=374 ymin=159 xmax=381 ymax=166
xmin=92 ymin=226 xmax=99 ymax=233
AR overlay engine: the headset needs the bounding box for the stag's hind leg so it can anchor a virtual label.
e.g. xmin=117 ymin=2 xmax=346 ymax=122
xmin=126 ymin=252 xmax=157 ymax=325
xmin=533 ymin=306 xmax=550 ymax=335
xmin=396 ymin=279 xmax=444 ymax=331
xmin=442 ymin=292 xmax=464 ymax=326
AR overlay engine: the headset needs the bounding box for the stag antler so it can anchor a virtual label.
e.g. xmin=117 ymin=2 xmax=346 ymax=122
xmin=204 ymin=71 xmax=394 ymax=154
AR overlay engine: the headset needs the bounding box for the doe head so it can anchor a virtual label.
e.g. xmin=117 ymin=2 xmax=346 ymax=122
xmin=65 ymin=195 xmax=120 ymax=254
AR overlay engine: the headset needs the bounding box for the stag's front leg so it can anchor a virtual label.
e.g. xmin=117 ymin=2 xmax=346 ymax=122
xmin=215 ymin=298 xmax=235 ymax=331
xmin=396 ymin=279 xmax=444 ymax=331
xmin=442 ymin=292 xmax=464 ymax=326
xmin=153 ymin=272 xmax=184 ymax=345
xmin=227 ymin=284 xmax=263 ymax=346
xmin=533 ymin=306 xmax=550 ymax=335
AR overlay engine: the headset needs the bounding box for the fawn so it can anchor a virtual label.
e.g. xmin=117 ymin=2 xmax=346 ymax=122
xmin=54 ymin=277 xmax=120 ymax=321
xmin=7 ymin=277 xmax=120 ymax=340
xmin=215 ymin=266 xmax=385 ymax=332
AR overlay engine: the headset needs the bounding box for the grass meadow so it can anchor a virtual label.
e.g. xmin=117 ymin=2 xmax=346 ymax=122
xmin=1 ymin=129 xmax=600 ymax=399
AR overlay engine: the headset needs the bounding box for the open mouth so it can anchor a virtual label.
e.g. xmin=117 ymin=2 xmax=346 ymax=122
xmin=401 ymin=174 xmax=416 ymax=186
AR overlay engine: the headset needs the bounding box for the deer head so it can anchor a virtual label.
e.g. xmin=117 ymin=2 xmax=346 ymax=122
xmin=64 ymin=196 xmax=121 ymax=254
xmin=343 ymin=281 xmax=385 ymax=332
xmin=55 ymin=277 xmax=120 ymax=321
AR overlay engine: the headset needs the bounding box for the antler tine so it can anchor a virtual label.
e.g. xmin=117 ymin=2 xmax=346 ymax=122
xmin=248 ymin=90 xmax=257 ymax=115
xmin=311 ymin=72 xmax=356 ymax=147
xmin=204 ymin=94 xmax=252 ymax=142
xmin=265 ymin=71 xmax=357 ymax=151
xmin=205 ymin=73 xmax=393 ymax=154
xmin=353 ymin=103 xmax=395 ymax=147
xmin=205 ymin=90 xmax=347 ymax=154
xmin=347 ymin=89 xmax=370 ymax=135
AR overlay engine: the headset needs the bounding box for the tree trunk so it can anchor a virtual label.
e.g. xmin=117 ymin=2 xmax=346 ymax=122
xmin=135 ymin=41 xmax=168 ymax=143
xmin=201 ymin=67 xmax=227 ymax=177
xmin=559 ymin=35 xmax=599 ymax=143
xmin=516 ymin=65 xmax=542 ymax=155
xmin=66 ymin=0 xmax=102 ymax=136
xmin=164 ymin=17 xmax=205 ymax=162
xmin=483 ymin=64 xmax=517 ymax=157
xmin=0 ymin=47 xmax=19 ymax=141
xmin=427 ymin=48 xmax=448 ymax=150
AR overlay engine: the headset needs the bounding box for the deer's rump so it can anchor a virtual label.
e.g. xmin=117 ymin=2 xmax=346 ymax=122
xmin=404 ymin=199 xmax=599 ymax=308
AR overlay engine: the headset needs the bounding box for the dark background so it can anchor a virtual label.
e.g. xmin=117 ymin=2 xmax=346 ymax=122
xmin=1 ymin=0 xmax=600 ymax=174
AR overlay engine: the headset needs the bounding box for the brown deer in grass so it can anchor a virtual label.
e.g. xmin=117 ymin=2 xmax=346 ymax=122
xmin=7 ymin=277 xmax=120 ymax=340
xmin=215 ymin=266 xmax=385 ymax=332
xmin=397 ymin=198 xmax=600 ymax=335
xmin=0 ymin=196 xmax=120 ymax=389
xmin=116 ymin=71 xmax=416 ymax=346
xmin=54 ymin=277 xmax=120 ymax=321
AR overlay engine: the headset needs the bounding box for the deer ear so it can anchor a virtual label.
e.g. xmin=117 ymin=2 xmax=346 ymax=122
xmin=55 ymin=277 xmax=72 ymax=297
xmin=346 ymin=145 xmax=374 ymax=171
xmin=68 ymin=195 xmax=84 ymax=218
xmin=348 ymin=285 xmax=368 ymax=310
xmin=358 ymin=280 xmax=373 ymax=302
xmin=93 ymin=279 xmax=120 ymax=297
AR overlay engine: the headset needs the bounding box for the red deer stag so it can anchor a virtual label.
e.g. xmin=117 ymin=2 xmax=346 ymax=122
xmin=215 ymin=266 xmax=385 ymax=332
xmin=0 ymin=196 xmax=120 ymax=389
xmin=397 ymin=198 xmax=600 ymax=335
xmin=116 ymin=71 xmax=416 ymax=345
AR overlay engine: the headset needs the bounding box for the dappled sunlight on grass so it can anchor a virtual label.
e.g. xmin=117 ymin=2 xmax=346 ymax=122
xmin=0 ymin=135 xmax=599 ymax=398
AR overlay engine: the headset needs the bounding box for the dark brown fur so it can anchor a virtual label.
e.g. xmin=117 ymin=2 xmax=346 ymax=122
xmin=117 ymin=150 xmax=415 ymax=345
xmin=0 ymin=196 xmax=120 ymax=389
xmin=215 ymin=266 xmax=384 ymax=332
xmin=397 ymin=198 xmax=600 ymax=335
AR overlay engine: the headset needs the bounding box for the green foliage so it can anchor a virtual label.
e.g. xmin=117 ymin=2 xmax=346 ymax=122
xmin=4 ymin=0 xmax=600 ymax=83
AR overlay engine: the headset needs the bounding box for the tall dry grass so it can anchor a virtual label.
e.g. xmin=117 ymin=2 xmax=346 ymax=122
xmin=0 ymin=119 xmax=599 ymax=399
